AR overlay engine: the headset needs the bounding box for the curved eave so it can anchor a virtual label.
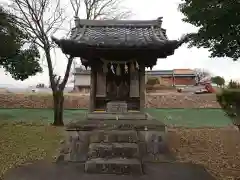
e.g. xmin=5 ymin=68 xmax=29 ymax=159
xmin=52 ymin=38 xmax=180 ymax=60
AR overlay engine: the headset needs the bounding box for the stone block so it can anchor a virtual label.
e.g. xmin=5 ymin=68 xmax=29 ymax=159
xmin=69 ymin=140 xmax=88 ymax=162
xmin=138 ymin=131 xmax=166 ymax=142
xmin=89 ymin=130 xmax=138 ymax=143
xmin=88 ymin=143 xmax=139 ymax=159
xmin=61 ymin=130 xmax=90 ymax=162
xmin=106 ymin=101 xmax=128 ymax=113
xmin=68 ymin=131 xmax=90 ymax=143
xmin=89 ymin=131 xmax=105 ymax=143
xmin=85 ymin=158 xmax=142 ymax=174
xmin=138 ymin=142 xmax=147 ymax=156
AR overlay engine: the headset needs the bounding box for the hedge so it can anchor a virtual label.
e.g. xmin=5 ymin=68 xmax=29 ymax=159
xmin=216 ymin=89 xmax=240 ymax=128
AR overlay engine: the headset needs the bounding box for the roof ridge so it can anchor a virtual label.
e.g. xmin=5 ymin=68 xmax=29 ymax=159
xmin=74 ymin=17 xmax=163 ymax=27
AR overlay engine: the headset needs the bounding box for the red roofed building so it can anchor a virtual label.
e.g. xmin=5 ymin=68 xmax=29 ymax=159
xmin=172 ymin=69 xmax=196 ymax=86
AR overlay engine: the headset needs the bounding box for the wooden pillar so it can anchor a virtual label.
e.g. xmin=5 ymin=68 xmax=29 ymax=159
xmin=89 ymin=70 xmax=96 ymax=112
xmin=96 ymin=70 xmax=106 ymax=97
xmin=130 ymin=70 xmax=140 ymax=97
xmin=139 ymin=65 xmax=145 ymax=112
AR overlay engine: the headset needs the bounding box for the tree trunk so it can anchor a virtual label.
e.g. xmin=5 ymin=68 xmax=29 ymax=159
xmin=52 ymin=90 xmax=64 ymax=126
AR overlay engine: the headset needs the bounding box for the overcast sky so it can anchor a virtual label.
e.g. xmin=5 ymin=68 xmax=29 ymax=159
xmin=1 ymin=0 xmax=240 ymax=87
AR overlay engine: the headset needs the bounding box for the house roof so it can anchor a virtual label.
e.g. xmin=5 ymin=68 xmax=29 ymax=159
xmin=52 ymin=18 xmax=188 ymax=63
xmin=146 ymin=70 xmax=173 ymax=76
xmin=173 ymin=69 xmax=195 ymax=75
xmin=146 ymin=69 xmax=196 ymax=77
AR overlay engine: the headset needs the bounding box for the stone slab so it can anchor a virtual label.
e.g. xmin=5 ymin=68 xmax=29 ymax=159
xmin=89 ymin=130 xmax=138 ymax=143
xmin=88 ymin=143 xmax=139 ymax=159
xmin=106 ymin=101 xmax=128 ymax=113
xmin=66 ymin=119 xmax=165 ymax=131
xmin=87 ymin=112 xmax=147 ymax=120
xmin=85 ymin=158 xmax=142 ymax=174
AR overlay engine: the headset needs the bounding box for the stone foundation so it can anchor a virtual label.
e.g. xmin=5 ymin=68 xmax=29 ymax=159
xmin=57 ymin=114 xmax=169 ymax=175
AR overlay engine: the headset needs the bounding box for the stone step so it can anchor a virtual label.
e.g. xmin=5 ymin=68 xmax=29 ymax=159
xmin=88 ymin=143 xmax=139 ymax=159
xmin=87 ymin=112 xmax=148 ymax=120
xmin=89 ymin=130 xmax=138 ymax=143
xmin=85 ymin=158 xmax=142 ymax=174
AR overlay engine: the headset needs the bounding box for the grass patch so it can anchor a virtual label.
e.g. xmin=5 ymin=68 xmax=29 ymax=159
xmin=0 ymin=109 xmax=87 ymax=123
xmin=0 ymin=108 xmax=234 ymax=127
xmin=146 ymin=108 xmax=233 ymax=128
xmin=2 ymin=92 xmax=88 ymax=97
xmin=0 ymin=121 xmax=63 ymax=178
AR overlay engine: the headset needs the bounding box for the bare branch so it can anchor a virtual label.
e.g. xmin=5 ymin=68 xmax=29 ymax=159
xmin=70 ymin=0 xmax=132 ymax=20
xmin=60 ymin=56 xmax=74 ymax=90
xmin=70 ymin=0 xmax=81 ymax=17
xmin=7 ymin=0 xmax=72 ymax=95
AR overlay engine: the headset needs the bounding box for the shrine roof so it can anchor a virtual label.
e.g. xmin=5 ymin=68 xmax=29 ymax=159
xmin=69 ymin=17 xmax=169 ymax=47
xmin=52 ymin=17 xmax=189 ymax=61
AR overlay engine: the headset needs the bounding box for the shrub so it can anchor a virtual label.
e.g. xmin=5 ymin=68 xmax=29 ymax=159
xmin=217 ymin=89 xmax=240 ymax=130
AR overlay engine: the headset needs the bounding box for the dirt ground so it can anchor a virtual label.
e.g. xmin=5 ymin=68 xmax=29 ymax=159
xmin=168 ymin=127 xmax=240 ymax=180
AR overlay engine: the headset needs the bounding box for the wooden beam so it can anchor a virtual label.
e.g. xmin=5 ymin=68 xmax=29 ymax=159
xmin=89 ymin=70 xmax=96 ymax=112
xmin=139 ymin=65 xmax=146 ymax=112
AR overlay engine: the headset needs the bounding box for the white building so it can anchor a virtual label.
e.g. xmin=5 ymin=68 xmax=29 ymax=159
xmin=73 ymin=68 xmax=91 ymax=93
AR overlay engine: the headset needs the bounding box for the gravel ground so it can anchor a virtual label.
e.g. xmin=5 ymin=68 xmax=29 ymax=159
xmin=168 ymin=127 xmax=240 ymax=180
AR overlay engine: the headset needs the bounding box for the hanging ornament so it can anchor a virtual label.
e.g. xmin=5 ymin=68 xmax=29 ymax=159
xmin=111 ymin=63 xmax=115 ymax=74
xmin=124 ymin=62 xmax=128 ymax=74
xmin=130 ymin=62 xmax=135 ymax=73
xmin=136 ymin=61 xmax=139 ymax=69
xmin=116 ymin=64 xmax=121 ymax=76
xmin=102 ymin=61 xmax=108 ymax=73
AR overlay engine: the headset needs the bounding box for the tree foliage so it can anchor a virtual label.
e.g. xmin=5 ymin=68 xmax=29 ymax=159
xmin=211 ymin=76 xmax=225 ymax=87
xmin=228 ymin=80 xmax=240 ymax=89
xmin=0 ymin=6 xmax=42 ymax=80
xmin=179 ymin=0 xmax=240 ymax=60
xmin=217 ymin=89 xmax=240 ymax=130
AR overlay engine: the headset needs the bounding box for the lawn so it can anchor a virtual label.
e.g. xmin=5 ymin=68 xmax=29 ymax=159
xmin=0 ymin=109 xmax=87 ymax=123
xmin=146 ymin=108 xmax=233 ymax=128
xmin=0 ymin=108 xmax=233 ymax=128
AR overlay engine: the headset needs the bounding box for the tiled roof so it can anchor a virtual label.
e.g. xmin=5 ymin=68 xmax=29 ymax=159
xmin=51 ymin=18 xmax=189 ymax=61
xmin=70 ymin=18 xmax=170 ymax=48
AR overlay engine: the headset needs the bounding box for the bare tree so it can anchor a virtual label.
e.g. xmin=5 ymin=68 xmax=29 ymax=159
xmin=8 ymin=0 xmax=79 ymax=126
xmin=7 ymin=0 xmax=131 ymax=126
xmin=194 ymin=68 xmax=211 ymax=84
xmin=71 ymin=0 xmax=131 ymax=20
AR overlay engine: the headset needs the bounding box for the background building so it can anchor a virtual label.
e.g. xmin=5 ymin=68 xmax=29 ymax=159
xmin=73 ymin=68 xmax=196 ymax=93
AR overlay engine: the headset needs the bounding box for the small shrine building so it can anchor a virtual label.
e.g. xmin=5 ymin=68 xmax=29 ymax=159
xmin=53 ymin=17 xmax=186 ymax=113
